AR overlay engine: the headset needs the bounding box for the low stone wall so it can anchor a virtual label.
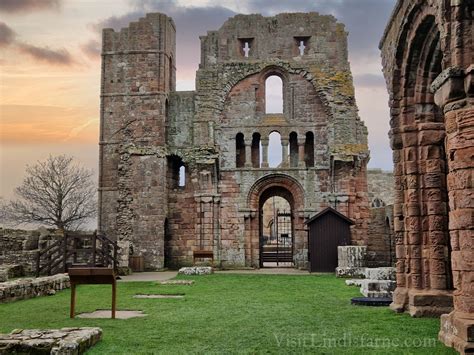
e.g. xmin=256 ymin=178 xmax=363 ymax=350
xmin=0 ymin=327 xmax=102 ymax=354
xmin=0 ymin=264 xmax=24 ymax=282
xmin=0 ymin=228 xmax=62 ymax=275
xmin=0 ymin=274 xmax=70 ymax=304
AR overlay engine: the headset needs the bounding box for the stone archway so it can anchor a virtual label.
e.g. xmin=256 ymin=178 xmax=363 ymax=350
xmin=381 ymin=1 xmax=473 ymax=352
xmin=246 ymin=174 xmax=306 ymax=268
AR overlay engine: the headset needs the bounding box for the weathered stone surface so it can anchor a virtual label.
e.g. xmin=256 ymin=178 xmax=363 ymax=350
xmin=0 ymin=327 xmax=102 ymax=355
xmin=359 ymin=279 xmax=396 ymax=299
xmin=98 ymin=12 xmax=371 ymax=271
xmin=381 ymin=1 xmax=473 ymax=352
xmin=160 ymin=280 xmax=194 ymax=285
xmin=178 ymin=267 xmax=213 ymax=276
xmin=364 ymin=267 xmax=396 ymax=281
xmin=0 ymin=274 xmax=70 ymax=304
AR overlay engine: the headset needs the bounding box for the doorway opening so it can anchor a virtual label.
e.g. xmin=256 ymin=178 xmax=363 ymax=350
xmin=259 ymin=193 xmax=294 ymax=267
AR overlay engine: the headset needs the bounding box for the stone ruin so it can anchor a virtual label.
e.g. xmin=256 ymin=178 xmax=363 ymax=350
xmin=380 ymin=0 xmax=473 ymax=353
xmin=98 ymin=12 xmax=374 ymax=270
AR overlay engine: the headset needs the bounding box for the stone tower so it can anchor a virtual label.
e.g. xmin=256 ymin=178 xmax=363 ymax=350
xmin=98 ymin=13 xmax=176 ymax=267
xmin=99 ymin=12 xmax=371 ymax=270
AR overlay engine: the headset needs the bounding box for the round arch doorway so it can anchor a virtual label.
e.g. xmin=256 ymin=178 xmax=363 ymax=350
xmin=259 ymin=191 xmax=294 ymax=268
xmin=247 ymin=174 xmax=306 ymax=268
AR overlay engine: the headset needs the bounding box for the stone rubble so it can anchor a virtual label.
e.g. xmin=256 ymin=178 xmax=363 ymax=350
xmin=178 ymin=267 xmax=213 ymax=276
xmin=0 ymin=327 xmax=102 ymax=355
xmin=160 ymin=280 xmax=195 ymax=285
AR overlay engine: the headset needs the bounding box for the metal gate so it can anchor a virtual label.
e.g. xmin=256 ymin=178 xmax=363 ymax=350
xmin=260 ymin=211 xmax=294 ymax=266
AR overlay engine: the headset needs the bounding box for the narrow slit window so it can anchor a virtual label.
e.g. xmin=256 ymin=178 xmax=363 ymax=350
xmin=179 ymin=166 xmax=186 ymax=187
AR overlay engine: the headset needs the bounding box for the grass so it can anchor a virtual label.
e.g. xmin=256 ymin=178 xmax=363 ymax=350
xmin=0 ymin=274 xmax=456 ymax=354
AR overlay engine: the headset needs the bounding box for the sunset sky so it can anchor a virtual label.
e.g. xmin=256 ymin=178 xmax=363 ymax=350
xmin=1 ymin=0 xmax=396 ymax=206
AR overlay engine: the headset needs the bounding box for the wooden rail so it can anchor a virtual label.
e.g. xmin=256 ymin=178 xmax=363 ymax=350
xmin=36 ymin=231 xmax=119 ymax=277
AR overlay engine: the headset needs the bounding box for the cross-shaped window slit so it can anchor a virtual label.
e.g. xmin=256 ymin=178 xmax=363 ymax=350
xmin=243 ymin=41 xmax=250 ymax=57
xmin=298 ymin=40 xmax=306 ymax=56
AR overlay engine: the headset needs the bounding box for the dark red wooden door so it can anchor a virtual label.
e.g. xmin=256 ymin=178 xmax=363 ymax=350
xmin=308 ymin=212 xmax=351 ymax=272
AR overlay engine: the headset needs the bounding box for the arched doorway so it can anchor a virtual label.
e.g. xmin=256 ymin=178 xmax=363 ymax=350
xmin=259 ymin=191 xmax=294 ymax=267
xmin=247 ymin=174 xmax=306 ymax=268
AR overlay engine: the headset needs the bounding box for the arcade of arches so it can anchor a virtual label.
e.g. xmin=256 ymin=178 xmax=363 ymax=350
xmin=380 ymin=1 xmax=473 ymax=352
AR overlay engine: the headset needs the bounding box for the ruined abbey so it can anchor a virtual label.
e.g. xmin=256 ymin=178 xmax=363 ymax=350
xmin=98 ymin=12 xmax=370 ymax=270
xmin=97 ymin=2 xmax=473 ymax=352
xmin=380 ymin=1 xmax=472 ymax=352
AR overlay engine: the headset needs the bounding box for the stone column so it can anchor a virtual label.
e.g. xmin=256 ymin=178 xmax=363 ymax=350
xmin=245 ymin=142 xmax=252 ymax=168
xmin=298 ymin=138 xmax=305 ymax=167
xmin=261 ymin=138 xmax=269 ymax=168
xmin=281 ymin=138 xmax=289 ymax=167
xmin=435 ymin=66 xmax=474 ymax=354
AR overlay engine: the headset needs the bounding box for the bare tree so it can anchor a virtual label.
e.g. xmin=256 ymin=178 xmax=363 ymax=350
xmin=3 ymin=155 xmax=97 ymax=231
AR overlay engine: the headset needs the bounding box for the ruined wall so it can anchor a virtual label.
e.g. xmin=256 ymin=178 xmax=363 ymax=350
xmin=99 ymin=12 xmax=371 ymax=270
xmin=99 ymin=13 xmax=176 ymax=269
xmin=367 ymin=169 xmax=394 ymax=206
xmin=381 ymin=0 xmax=473 ymax=352
xmin=366 ymin=205 xmax=395 ymax=267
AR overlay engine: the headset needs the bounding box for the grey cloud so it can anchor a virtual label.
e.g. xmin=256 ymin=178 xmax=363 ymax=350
xmin=0 ymin=22 xmax=15 ymax=47
xmin=0 ymin=0 xmax=61 ymax=13
xmin=93 ymin=1 xmax=235 ymax=75
xmin=244 ymin=0 xmax=396 ymax=61
xmin=80 ymin=39 xmax=101 ymax=60
xmin=16 ymin=43 xmax=74 ymax=65
xmin=354 ymin=73 xmax=386 ymax=88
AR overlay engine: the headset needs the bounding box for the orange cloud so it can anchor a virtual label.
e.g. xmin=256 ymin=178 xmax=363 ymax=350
xmin=0 ymin=105 xmax=99 ymax=144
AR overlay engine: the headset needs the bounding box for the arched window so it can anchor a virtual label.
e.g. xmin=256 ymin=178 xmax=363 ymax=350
xmin=289 ymin=132 xmax=298 ymax=168
xmin=178 ymin=166 xmax=186 ymax=187
xmin=236 ymin=133 xmax=245 ymax=168
xmin=305 ymin=131 xmax=314 ymax=167
xmin=265 ymin=75 xmax=283 ymax=113
xmin=268 ymin=131 xmax=282 ymax=168
xmin=251 ymin=132 xmax=261 ymax=168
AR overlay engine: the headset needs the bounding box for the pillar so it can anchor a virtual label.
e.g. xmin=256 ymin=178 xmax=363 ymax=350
xmin=298 ymin=138 xmax=305 ymax=167
xmin=436 ymin=66 xmax=474 ymax=354
xmin=245 ymin=142 xmax=252 ymax=168
xmin=281 ymin=138 xmax=289 ymax=167
xmin=261 ymin=138 xmax=269 ymax=168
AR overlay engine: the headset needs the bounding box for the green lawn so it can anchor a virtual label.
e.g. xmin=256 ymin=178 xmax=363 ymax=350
xmin=0 ymin=274 xmax=455 ymax=354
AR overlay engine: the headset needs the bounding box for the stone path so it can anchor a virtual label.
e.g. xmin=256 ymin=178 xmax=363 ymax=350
xmin=118 ymin=271 xmax=178 ymax=282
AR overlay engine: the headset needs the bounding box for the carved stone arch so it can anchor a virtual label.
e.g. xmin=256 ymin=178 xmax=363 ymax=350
xmin=218 ymin=62 xmax=333 ymax=119
xmin=391 ymin=3 xmax=447 ymax=101
xmin=247 ymin=173 xmax=305 ymax=212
